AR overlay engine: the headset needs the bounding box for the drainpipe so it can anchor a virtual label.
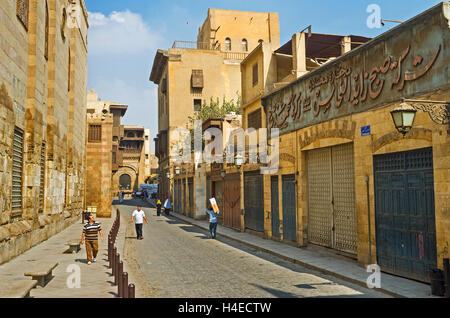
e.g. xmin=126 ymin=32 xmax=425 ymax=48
xmin=365 ymin=175 xmax=372 ymax=264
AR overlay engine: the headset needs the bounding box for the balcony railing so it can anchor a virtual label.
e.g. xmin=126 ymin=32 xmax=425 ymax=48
xmin=222 ymin=51 xmax=248 ymax=61
xmin=172 ymin=41 xmax=221 ymax=51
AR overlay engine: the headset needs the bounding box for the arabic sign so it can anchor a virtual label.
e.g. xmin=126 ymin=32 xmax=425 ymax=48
xmin=262 ymin=4 xmax=450 ymax=136
xmin=361 ymin=126 xmax=371 ymax=137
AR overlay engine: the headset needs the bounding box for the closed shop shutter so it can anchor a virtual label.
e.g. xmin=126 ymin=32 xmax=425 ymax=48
xmin=374 ymin=147 xmax=437 ymax=282
xmin=307 ymin=148 xmax=333 ymax=248
xmin=12 ymin=128 xmax=24 ymax=211
xmin=271 ymin=176 xmax=280 ymax=238
xmin=223 ymin=174 xmax=241 ymax=230
xmin=188 ymin=178 xmax=194 ymax=217
xmin=282 ymin=175 xmax=297 ymax=242
xmin=244 ymin=171 xmax=264 ymax=232
xmin=182 ymin=180 xmax=186 ymax=215
xmin=307 ymin=143 xmax=357 ymax=254
xmin=332 ymin=143 xmax=357 ymax=254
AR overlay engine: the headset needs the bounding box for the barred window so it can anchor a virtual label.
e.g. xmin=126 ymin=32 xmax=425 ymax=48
xmin=39 ymin=142 xmax=46 ymax=209
xmin=88 ymin=124 xmax=102 ymax=142
xmin=12 ymin=128 xmax=24 ymax=211
xmin=16 ymin=0 xmax=29 ymax=30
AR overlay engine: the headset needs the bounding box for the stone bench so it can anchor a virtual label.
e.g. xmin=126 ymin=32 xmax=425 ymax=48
xmin=65 ymin=240 xmax=81 ymax=254
xmin=0 ymin=280 xmax=38 ymax=298
xmin=24 ymin=262 xmax=59 ymax=287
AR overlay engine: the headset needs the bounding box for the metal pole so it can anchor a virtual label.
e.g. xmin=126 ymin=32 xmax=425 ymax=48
xmin=128 ymin=284 xmax=135 ymax=298
xmin=365 ymin=176 xmax=372 ymax=264
xmin=122 ymin=272 xmax=129 ymax=298
xmin=118 ymin=261 xmax=123 ymax=297
xmin=112 ymin=247 xmax=117 ymax=276
xmin=114 ymin=253 xmax=120 ymax=286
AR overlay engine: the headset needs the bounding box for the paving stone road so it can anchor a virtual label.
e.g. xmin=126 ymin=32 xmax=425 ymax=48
xmin=118 ymin=199 xmax=389 ymax=298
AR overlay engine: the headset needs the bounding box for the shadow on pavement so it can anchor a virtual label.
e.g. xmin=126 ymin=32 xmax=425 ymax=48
xmin=250 ymin=284 xmax=299 ymax=298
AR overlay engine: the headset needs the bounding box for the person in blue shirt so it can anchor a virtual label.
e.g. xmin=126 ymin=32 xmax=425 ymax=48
xmin=205 ymin=203 xmax=220 ymax=239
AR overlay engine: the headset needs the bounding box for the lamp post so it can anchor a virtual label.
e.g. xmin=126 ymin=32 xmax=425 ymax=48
xmin=391 ymin=99 xmax=450 ymax=136
xmin=235 ymin=154 xmax=244 ymax=168
xmin=175 ymin=167 xmax=180 ymax=176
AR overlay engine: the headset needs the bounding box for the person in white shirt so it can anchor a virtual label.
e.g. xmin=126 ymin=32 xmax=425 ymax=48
xmin=131 ymin=206 xmax=149 ymax=240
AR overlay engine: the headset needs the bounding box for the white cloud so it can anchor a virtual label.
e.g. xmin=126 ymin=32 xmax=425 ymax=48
xmin=87 ymin=10 xmax=163 ymax=55
xmin=87 ymin=10 xmax=162 ymax=152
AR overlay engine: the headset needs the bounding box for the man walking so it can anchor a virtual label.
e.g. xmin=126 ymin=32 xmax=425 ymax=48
xmin=131 ymin=206 xmax=149 ymax=240
xmin=205 ymin=203 xmax=220 ymax=239
xmin=81 ymin=214 xmax=103 ymax=265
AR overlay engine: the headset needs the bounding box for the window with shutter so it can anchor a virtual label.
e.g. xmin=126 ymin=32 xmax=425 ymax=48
xmin=252 ymin=63 xmax=259 ymax=86
xmin=12 ymin=128 xmax=24 ymax=212
xmin=191 ymin=70 xmax=204 ymax=89
xmin=248 ymin=108 xmax=262 ymax=130
xmin=88 ymin=124 xmax=102 ymax=143
xmin=16 ymin=0 xmax=29 ymax=30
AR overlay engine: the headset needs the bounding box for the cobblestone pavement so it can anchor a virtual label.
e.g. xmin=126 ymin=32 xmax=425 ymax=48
xmin=118 ymin=199 xmax=389 ymax=298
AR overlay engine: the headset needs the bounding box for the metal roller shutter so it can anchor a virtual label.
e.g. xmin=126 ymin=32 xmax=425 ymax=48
xmin=307 ymin=143 xmax=357 ymax=254
xmin=332 ymin=143 xmax=357 ymax=254
xmin=282 ymin=175 xmax=297 ymax=242
xmin=307 ymin=148 xmax=333 ymax=248
xmin=374 ymin=147 xmax=437 ymax=282
xmin=244 ymin=171 xmax=264 ymax=232
xmin=271 ymin=176 xmax=280 ymax=238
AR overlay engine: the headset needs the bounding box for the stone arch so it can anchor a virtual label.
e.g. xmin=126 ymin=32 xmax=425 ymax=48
xmin=299 ymin=119 xmax=357 ymax=149
xmin=372 ymin=128 xmax=433 ymax=153
xmin=119 ymin=174 xmax=132 ymax=191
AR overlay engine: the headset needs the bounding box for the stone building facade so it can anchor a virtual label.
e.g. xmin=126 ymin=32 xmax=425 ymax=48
xmin=261 ymin=3 xmax=450 ymax=283
xmin=112 ymin=125 xmax=149 ymax=197
xmin=150 ymin=8 xmax=280 ymax=202
xmin=0 ymin=0 xmax=88 ymax=264
xmin=85 ymin=89 xmax=127 ymax=217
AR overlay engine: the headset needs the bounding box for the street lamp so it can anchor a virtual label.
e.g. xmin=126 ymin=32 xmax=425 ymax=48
xmin=390 ymin=99 xmax=450 ymax=136
xmin=235 ymin=154 xmax=244 ymax=168
xmin=175 ymin=167 xmax=181 ymax=175
xmin=390 ymin=101 xmax=417 ymax=136
xmin=166 ymin=172 xmax=171 ymax=179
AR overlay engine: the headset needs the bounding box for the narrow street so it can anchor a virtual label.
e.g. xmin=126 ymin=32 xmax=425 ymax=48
xmin=117 ymin=199 xmax=388 ymax=298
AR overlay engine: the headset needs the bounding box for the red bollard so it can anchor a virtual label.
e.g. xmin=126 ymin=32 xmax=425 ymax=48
xmin=128 ymin=284 xmax=135 ymax=298
xmin=118 ymin=261 xmax=123 ymax=297
xmin=122 ymin=273 xmax=129 ymax=298
xmin=114 ymin=253 xmax=120 ymax=286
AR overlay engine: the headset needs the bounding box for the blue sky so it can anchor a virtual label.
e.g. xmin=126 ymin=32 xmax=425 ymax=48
xmin=84 ymin=0 xmax=442 ymax=152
